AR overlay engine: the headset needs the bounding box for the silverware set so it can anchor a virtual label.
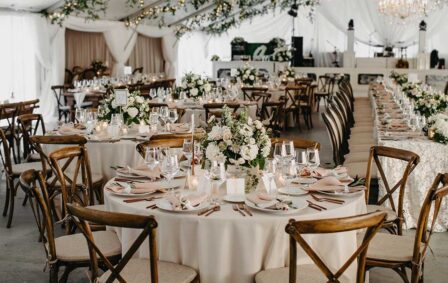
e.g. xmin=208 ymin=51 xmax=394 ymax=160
xmin=232 ymin=204 xmax=252 ymax=216
xmin=197 ymin=205 xmax=220 ymax=216
xmin=306 ymin=200 xmax=327 ymax=211
xmin=123 ymin=196 xmax=163 ymax=203
xmin=310 ymin=194 xmax=344 ymax=205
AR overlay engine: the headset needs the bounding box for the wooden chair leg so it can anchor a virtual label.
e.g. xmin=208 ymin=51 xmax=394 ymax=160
xmin=22 ymin=195 xmax=28 ymax=206
xmin=49 ymin=264 xmax=59 ymax=283
xmin=6 ymin=182 xmax=17 ymax=228
xmin=60 ymin=265 xmax=74 ymax=283
xmin=2 ymin=182 xmax=10 ymax=217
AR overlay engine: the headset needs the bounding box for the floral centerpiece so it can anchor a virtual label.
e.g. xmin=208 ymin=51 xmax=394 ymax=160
xmin=177 ymin=72 xmax=212 ymax=99
xmin=427 ymin=113 xmax=448 ymax=144
xmin=401 ymin=82 xmax=423 ymax=100
xmin=201 ymin=106 xmax=271 ymax=169
xmin=390 ymin=71 xmax=408 ymax=86
xmin=235 ymin=64 xmax=258 ymax=86
xmin=98 ymin=90 xmax=150 ymax=125
xmin=271 ymin=46 xmax=293 ymax=62
xmin=413 ymin=88 xmax=448 ymax=118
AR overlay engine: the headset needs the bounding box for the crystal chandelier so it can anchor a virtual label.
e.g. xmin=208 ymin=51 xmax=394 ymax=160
xmin=378 ymin=0 xmax=447 ymax=21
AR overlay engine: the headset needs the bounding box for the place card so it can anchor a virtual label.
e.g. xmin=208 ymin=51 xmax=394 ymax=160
xmin=226 ymin=178 xmax=245 ymax=196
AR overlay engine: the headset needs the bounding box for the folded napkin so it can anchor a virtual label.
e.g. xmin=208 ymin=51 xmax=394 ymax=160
xmin=388 ymin=123 xmax=408 ymax=131
xmin=166 ymin=193 xmax=207 ymax=211
xmin=107 ymin=182 xmax=163 ymax=194
xmin=246 ymin=193 xmax=277 ymax=209
xmin=306 ymin=176 xmax=364 ymax=192
xmin=170 ymin=123 xmax=191 ymax=133
xmin=313 ymin=167 xmax=348 ymax=177
xmin=58 ymin=124 xmax=85 ymax=135
xmin=125 ymin=166 xmax=162 ymax=180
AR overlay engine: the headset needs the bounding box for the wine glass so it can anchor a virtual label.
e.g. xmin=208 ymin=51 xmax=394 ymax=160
xmin=295 ymin=149 xmax=308 ymax=175
xmin=161 ymin=153 xmax=179 ymax=193
xmin=306 ymin=148 xmax=320 ymax=169
xmin=168 ymin=109 xmax=178 ymax=124
xmin=262 ymin=158 xmax=277 ymax=197
xmin=75 ymin=108 xmax=86 ymax=124
xmin=207 ymin=161 xmax=226 ymax=205
xmin=182 ymin=139 xmax=193 ymax=167
xmin=144 ymin=148 xmax=161 ymax=170
xmin=85 ymin=110 xmax=97 ymax=134
xmin=159 ymin=106 xmax=169 ymax=130
xmin=282 ymin=141 xmax=295 ymax=162
xmin=274 ymin=143 xmax=284 ymax=164
xmin=149 ymin=89 xmax=157 ymax=100
xmin=193 ymin=142 xmax=202 ymax=165
xmin=149 ymin=112 xmax=159 ymax=132
xmin=281 ymin=160 xmax=297 ymax=196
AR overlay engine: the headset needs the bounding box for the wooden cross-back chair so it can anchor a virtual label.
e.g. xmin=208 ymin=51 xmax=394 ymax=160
xmin=294 ymin=77 xmax=313 ymax=86
xmin=365 ymin=146 xmax=420 ymax=235
xmin=315 ymin=75 xmax=336 ymax=111
xmin=49 ymin=145 xmax=105 ymax=234
xmin=260 ymin=100 xmax=284 ymax=137
xmin=19 ymin=170 xmax=121 ymax=283
xmin=52 ymin=85 xmax=71 ymax=122
xmin=284 ymin=85 xmax=307 ymax=131
xmin=203 ymin=103 xmax=240 ymax=122
xmin=17 ymin=113 xmax=46 ymax=163
xmin=255 ymin=212 xmax=387 ymax=283
xmin=251 ymin=91 xmax=271 ymax=118
xmin=133 ymin=67 xmax=143 ymax=75
xmin=30 ymin=135 xmax=104 ymax=223
xmin=327 ymin=103 xmax=350 ymax=157
xmin=67 ymin=204 xmax=198 ymax=283
xmin=136 ymin=133 xmax=204 ymax=159
xmin=321 ymin=109 xmax=343 ymax=165
xmin=299 ymin=84 xmax=317 ymax=129
xmin=271 ymin=137 xmax=320 ymax=151
xmin=241 ymin=86 xmax=268 ymax=101
xmin=0 ymin=102 xmax=21 ymax=163
xmin=364 ymin=173 xmax=448 ymax=283
xmin=0 ymin=129 xmax=47 ymax=228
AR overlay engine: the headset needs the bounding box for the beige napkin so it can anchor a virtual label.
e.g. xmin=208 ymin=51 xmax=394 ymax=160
xmin=388 ymin=123 xmax=408 ymax=131
xmin=58 ymin=124 xmax=85 ymax=135
xmin=166 ymin=193 xmax=207 ymax=210
xmin=170 ymin=123 xmax=190 ymax=133
xmin=107 ymin=182 xmax=162 ymax=194
xmin=306 ymin=176 xmax=364 ymax=192
xmin=313 ymin=167 xmax=348 ymax=177
xmin=246 ymin=193 xmax=277 ymax=208
xmin=127 ymin=166 xmax=162 ymax=180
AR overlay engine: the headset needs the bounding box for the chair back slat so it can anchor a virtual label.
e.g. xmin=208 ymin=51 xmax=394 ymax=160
xmin=286 ymin=212 xmax=387 ymax=283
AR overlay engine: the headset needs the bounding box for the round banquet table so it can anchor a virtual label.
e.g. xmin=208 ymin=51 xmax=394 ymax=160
xmin=104 ymin=178 xmax=367 ymax=283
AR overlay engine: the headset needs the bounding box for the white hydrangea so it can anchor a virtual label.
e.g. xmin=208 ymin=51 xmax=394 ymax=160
xmin=208 ymin=125 xmax=223 ymax=140
xmin=206 ymin=143 xmax=225 ymax=162
xmin=190 ymin=88 xmax=199 ymax=96
xmin=240 ymin=144 xmax=258 ymax=161
xmin=203 ymin=83 xmax=211 ymax=92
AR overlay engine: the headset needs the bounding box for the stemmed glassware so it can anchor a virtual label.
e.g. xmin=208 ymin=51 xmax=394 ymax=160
xmin=262 ymin=159 xmax=277 ymax=198
xmin=168 ymin=109 xmax=178 ymax=124
xmin=273 ymin=141 xmax=295 ymax=165
xmin=281 ymin=160 xmax=296 ymax=197
xmin=85 ymin=110 xmax=97 ymax=134
xmin=144 ymin=148 xmax=161 ymax=170
xmin=306 ymin=147 xmax=320 ymax=169
xmin=161 ymin=153 xmax=179 ymax=193
xmin=149 ymin=112 xmax=159 ymax=132
xmin=207 ymin=161 xmax=226 ymax=205
xmin=75 ymin=108 xmax=86 ymax=124
xmin=295 ymin=149 xmax=308 ymax=175
xmin=159 ymin=106 xmax=169 ymax=131
xmin=182 ymin=139 xmax=193 ymax=167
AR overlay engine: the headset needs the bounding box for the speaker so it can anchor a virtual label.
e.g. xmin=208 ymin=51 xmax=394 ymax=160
xmin=291 ymin=36 xmax=304 ymax=67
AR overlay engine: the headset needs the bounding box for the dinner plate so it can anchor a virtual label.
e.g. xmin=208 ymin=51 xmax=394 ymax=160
xmin=319 ymin=189 xmax=364 ymax=197
xmin=155 ymin=196 xmax=209 ymax=213
xmin=106 ymin=182 xmax=177 ymax=197
xmin=245 ymin=198 xmax=307 ymax=215
xmin=293 ymin=177 xmax=317 ymax=184
xmin=223 ymin=194 xmax=245 ymax=203
xmin=278 ymin=187 xmax=308 ymax=196
xmin=116 ymin=168 xmax=186 ymax=179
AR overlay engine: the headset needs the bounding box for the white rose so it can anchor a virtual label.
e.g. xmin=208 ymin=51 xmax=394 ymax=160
xmin=128 ymin=96 xmax=135 ymax=104
xmin=247 ymin=117 xmax=253 ymax=125
xmin=198 ymin=79 xmax=203 ymax=85
xmin=245 ymin=70 xmax=250 ymax=75
xmin=249 ymin=75 xmax=255 ymax=81
xmin=127 ymin=107 xmax=139 ymax=118
xmin=136 ymin=96 xmax=144 ymax=103
xmin=206 ymin=143 xmax=225 ymax=162
xmin=190 ymin=88 xmax=199 ymax=97
xmin=249 ymin=138 xmax=255 ymax=145
xmin=203 ymin=83 xmax=212 ymax=92
xmin=254 ymin=120 xmax=263 ymax=129
xmin=182 ymin=82 xmax=187 ymax=89
xmin=111 ymin=99 xmax=118 ymax=109
xmin=208 ymin=125 xmax=223 ymax=140
xmin=222 ymin=126 xmax=232 ymax=141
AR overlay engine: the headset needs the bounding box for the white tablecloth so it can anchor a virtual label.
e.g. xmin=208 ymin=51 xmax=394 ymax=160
xmin=104 ymin=178 xmax=366 ymax=283
xmin=370 ymin=83 xmax=448 ymax=232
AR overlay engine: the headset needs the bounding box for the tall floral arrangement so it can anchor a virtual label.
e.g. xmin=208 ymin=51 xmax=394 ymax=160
xmin=401 ymin=82 xmax=423 ymax=100
xmin=98 ymin=91 xmax=150 ymax=125
xmin=178 ymin=72 xmax=212 ymax=99
xmin=235 ymin=64 xmax=258 ymax=86
xmin=281 ymin=66 xmax=296 ymax=79
xmin=201 ymin=106 xmax=271 ymax=169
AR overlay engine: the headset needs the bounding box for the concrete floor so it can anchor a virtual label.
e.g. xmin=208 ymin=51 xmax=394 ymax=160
xmin=0 ymin=112 xmax=447 ymax=282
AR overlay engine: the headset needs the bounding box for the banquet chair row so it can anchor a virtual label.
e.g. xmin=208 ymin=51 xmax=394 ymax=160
xmin=283 ymin=85 xmax=316 ymax=131
xmin=314 ymin=75 xmax=336 ymax=111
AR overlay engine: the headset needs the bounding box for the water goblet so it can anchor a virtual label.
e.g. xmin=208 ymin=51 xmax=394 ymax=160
xmin=182 ymin=139 xmax=193 ymax=167
xmin=306 ymin=147 xmax=320 ymax=169
xmin=161 ymin=153 xmax=179 ymax=194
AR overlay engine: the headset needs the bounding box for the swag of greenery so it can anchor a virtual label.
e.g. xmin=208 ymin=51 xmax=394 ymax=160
xmin=44 ymin=0 xmax=319 ymax=37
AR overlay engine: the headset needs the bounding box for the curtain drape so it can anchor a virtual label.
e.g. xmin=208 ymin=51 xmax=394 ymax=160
xmin=127 ymin=35 xmax=164 ymax=74
xmin=65 ymin=29 xmax=115 ymax=71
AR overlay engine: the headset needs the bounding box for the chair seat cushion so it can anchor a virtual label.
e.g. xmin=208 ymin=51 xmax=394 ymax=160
xmin=99 ymin=258 xmax=197 ymax=283
xmin=358 ymin=232 xmax=419 ymax=262
xmin=52 ymin=230 xmax=121 ymax=262
xmin=12 ymin=162 xmax=49 ymax=177
xmin=255 ymin=264 xmax=329 ymax=283
xmin=367 ymin=204 xmax=397 ymax=222
xmin=344 ymin=161 xmax=377 ymax=179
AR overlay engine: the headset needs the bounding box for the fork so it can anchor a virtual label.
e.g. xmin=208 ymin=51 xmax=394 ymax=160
xmin=123 ymin=196 xmax=163 ymax=203
xmin=310 ymin=194 xmax=344 ymax=204
xmin=233 ymin=204 xmax=245 ymax=216
xmin=306 ymin=200 xmax=327 ymax=211
xmin=238 ymin=203 xmax=253 ymax=216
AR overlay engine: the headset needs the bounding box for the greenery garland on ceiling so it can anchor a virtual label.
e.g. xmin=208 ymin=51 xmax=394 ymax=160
xmin=43 ymin=0 xmax=319 ymax=36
